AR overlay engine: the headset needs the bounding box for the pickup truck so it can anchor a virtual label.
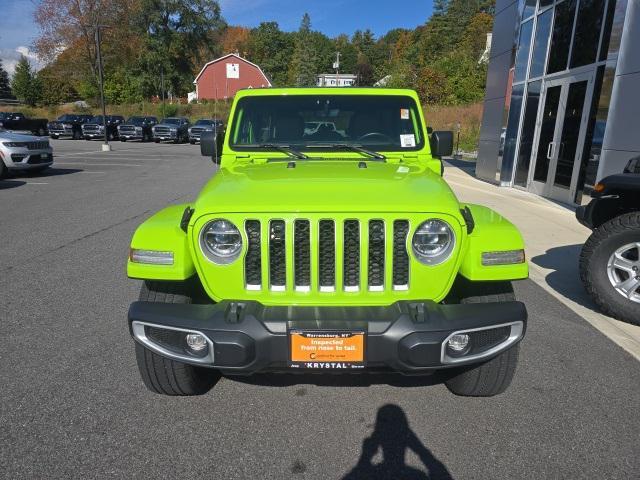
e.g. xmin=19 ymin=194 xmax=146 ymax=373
xmin=48 ymin=114 xmax=94 ymax=140
xmin=82 ymin=115 xmax=125 ymax=141
xmin=0 ymin=112 xmax=48 ymax=136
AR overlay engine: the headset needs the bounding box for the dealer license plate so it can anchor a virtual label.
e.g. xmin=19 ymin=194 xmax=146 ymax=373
xmin=289 ymin=330 xmax=365 ymax=369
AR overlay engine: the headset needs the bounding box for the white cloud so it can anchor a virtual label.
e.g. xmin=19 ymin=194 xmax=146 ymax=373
xmin=0 ymin=46 xmax=44 ymax=77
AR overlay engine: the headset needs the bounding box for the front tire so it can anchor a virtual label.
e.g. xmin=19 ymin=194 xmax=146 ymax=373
xmin=134 ymin=280 xmax=220 ymax=396
xmin=580 ymin=213 xmax=640 ymax=326
xmin=0 ymin=160 xmax=8 ymax=180
xmin=444 ymin=280 xmax=520 ymax=397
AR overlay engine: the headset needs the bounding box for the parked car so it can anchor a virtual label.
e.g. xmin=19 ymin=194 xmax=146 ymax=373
xmin=0 ymin=127 xmax=53 ymax=179
xmin=152 ymin=117 xmax=190 ymax=143
xmin=188 ymin=119 xmax=223 ymax=144
xmin=0 ymin=112 xmax=48 ymax=136
xmin=47 ymin=114 xmax=94 ymax=140
xmin=127 ymin=88 xmax=529 ymax=398
xmin=577 ymin=156 xmax=640 ymax=326
xmin=82 ymin=115 xmax=125 ymax=141
xmin=118 ymin=116 xmax=158 ymax=142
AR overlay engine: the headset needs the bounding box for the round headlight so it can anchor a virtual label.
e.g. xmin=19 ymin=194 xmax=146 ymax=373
xmin=200 ymin=219 xmax=242 ymax=264
xmin=412 ymin=219 xmax=455 ymax=265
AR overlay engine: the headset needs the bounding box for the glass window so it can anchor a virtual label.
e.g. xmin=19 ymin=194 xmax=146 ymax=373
xmin=578 ymin=65 xmax=616 ymax=194
xmin=514 ymin=81 xmax=542 ymax=186
xmin=533 ymin=85 xmax=562 ymax=182
xmin=599 ymin=0 xmax=626 ymax=61
xmin=522 ymin=0 xmax=537 ymax=19
xmin=547 ymin=0 xmax=577 ymax=74
xmin=539 ymin=0 xmax=554 ymax=8
xmin=530 ymin=9 xmax=553 ymax=78
xmin=499 ymin=85 xmax=525 ymax=183
xmin=230 ymin=95 xmax=425 ymax=152
xmin=514 ymin=20 xmax=534 ymax=83
xmin=570 ymin=0 xmax=606 ymax=68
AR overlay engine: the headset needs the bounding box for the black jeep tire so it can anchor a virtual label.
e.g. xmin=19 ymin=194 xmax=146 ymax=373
xmin=134 ymin=280 xmax=220 ymax=396
xmin=51 ymin=134 xmax=59 ymax=140
xmin=579 ymin=212 xmax=640 ymax=326
xmin=154 ymin=138 xmax=160 ymax=143
xmin=444 ymin=281 xmax=520 ymax=397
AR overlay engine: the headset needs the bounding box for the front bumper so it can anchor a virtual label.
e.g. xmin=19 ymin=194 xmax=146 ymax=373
xmin=1 ymin=148 xmax=53 ymax=169
xmin=49 ymin=128 xmax=73 ymax=138
xmin=575 ymin=199 xmax=596 ymax=229
xmin=128 ymin=300 xmax=527 ymax=374
xmin=83 ymin=132 xmax=104 ymax=139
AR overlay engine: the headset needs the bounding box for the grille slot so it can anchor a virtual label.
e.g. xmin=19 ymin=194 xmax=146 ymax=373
xmin=294 ymin=220 xmax=311 ymax=290
xmin=245 ymin=220 xmax=262 ymax=289
xmin=269 ymin=220 xmax=286 ymax=290
xmin=343 ymin=220 xmax=360 ymax=291
xmin=393 ymin=220 xmax=410 ymax=288
xmin=368 ymin=220 xmax=385 ymax=290
xmin=318 ymin=220 xmax=336 ymax=291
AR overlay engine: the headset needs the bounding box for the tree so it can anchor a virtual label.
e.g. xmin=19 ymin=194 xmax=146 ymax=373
xmin=246 ymin=22 xmax=294 ymax=86
xmin=288 ymin=13 xmax=318 ymax=87
xmin=11 ymin=56 xmax=40 ymax=106
xmin=0 ymin=59 xmax=11 ymax=98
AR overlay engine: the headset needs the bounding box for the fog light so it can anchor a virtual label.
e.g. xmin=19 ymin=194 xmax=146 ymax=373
xmin=447 ymin=334 xmax=470 ymax=356
xmin=186 ymin=333 xmax=208 ymax=352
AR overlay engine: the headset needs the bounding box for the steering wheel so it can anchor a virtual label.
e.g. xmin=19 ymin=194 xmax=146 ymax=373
xmin=357 ymin=132 xmax=393 ymax=142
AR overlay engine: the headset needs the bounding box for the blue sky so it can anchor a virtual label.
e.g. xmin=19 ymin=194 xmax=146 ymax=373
xmin=0 ymin=0 xmax=434 ymax=75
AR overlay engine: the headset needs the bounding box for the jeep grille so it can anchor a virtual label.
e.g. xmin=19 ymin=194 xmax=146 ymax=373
xmin=243 ymin=218 xmax=410 ymax=292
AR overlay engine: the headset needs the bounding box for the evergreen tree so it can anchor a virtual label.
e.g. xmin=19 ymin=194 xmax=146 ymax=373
xmin=11 ymin=55 xmax=40 ymax=106
xmin=0 ymin=59 xmax=11 ymax=98
xmin=288 ymin=13 xmax=317 ymax=86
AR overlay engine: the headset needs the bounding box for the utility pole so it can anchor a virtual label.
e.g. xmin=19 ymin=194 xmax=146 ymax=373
xmin=333 ymin=52 xmax=341 ymax=87
xmin=160 ymin=66 xmax=165 ymax=118
xmin=95 ymin=25 xmax=110 ymax=151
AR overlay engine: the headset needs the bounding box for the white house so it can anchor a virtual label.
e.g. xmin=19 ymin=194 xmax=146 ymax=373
xmin=316 ymin=73 xmax=357 ymax=87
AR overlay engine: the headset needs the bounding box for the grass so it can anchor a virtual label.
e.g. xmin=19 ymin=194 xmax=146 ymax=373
xmin=423 ymin=102 xmax=482 ymax=153
xmin=4 ymin=101 xmax=484 ymax=152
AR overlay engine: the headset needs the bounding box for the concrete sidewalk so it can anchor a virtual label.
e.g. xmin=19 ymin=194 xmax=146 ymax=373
xmin=444 ymin=160 xmax=640 ymax=360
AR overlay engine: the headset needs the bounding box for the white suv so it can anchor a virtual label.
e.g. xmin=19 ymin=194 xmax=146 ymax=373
xmin=0 ymin=128 xmax=54 ymax=179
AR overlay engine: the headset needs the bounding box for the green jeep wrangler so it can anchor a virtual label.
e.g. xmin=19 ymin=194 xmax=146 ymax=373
xmin=127 ymin=88 xmax=528 ymax=397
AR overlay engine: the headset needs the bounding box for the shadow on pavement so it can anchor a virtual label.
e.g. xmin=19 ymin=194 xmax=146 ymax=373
xmin=12 ymin=167 xmax=84 ymax=180
xmin=342 ymin=404 xmax=453 ymax=480
xmin=530 ymin=244 xmax=600 ymax=315
xmin=227 ymin=372 xmax=444 ymax=388
xmin=0 ymin=179 xmax=26 ymax=189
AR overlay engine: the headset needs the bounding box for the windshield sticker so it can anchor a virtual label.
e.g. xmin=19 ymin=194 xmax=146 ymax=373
xmin=400 ymin=108 xmax=410 ymax=120
xmin=400 ymin=134 xmax=416 ymax=148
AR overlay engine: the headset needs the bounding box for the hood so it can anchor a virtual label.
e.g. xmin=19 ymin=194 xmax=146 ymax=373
xmin=193 ymin=160 xmax=462 ymax=215
xmin=0 ymin=130 xmax=44 ymax=141
xmin=154 ymin=123 xmax=180 ymax=128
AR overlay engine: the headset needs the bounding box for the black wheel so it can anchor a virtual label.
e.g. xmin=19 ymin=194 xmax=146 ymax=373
xmin=444 ymin=280 xmax=520 ymax=397
xmin=0 ymin=160 xmax=8 ymax=180
xmin=154 ymin=139 xmax=160 ymax=143
xmin=134 ymin=280 xmax=219 ymax=396
xmin=50 ymin=134 xmax=59 ymax=140
xmin=120 ymin=138 xmax=127 ymax=142
xmin=189 ymin=139 xmax=196 ymax=145
xmin=580 ymin=212 xmax=640 ymax=326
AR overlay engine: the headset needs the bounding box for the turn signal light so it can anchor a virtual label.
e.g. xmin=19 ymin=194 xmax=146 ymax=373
xmin=129 ymin=249 xmax=174 ymax=265
xmin=481 ymin=249 xmax=525 ymax=266
xmin=594 ymin=183 xmax=605 ymax=193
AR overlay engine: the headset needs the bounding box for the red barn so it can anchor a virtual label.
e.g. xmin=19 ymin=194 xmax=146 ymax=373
xmin=193 ymin=53 xmax=271 ymax=101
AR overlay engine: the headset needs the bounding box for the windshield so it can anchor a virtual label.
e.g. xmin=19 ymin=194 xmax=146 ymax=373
xmin=127 ymin=117 xmax=145 ymax=125
xmin=162 ymin=118 xmax=181 ymax=125
xmin=230 ymin=95 xmax=424 ymax=152
xmin=0 ymin=112 xmax=9 ymax=120
xmin=195 ymin=119 xmax=214 ymax=126
xmin=58 ymin=114 xmax=76 ymax=121
xmin=91 ymin=116 xmax=104 ymax=123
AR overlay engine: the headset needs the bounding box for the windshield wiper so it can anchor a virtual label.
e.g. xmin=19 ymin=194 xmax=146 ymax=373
xmin=308 ymin=143 xmax=386 ymax=161
xmin=258 ymin=143 xmax=308 ymax=159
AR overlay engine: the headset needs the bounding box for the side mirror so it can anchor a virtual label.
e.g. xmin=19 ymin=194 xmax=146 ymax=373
xmin=430 ymin=131 xmax=453 ymax=158
xmin=201 ymin=128 xmax=224 ymax=164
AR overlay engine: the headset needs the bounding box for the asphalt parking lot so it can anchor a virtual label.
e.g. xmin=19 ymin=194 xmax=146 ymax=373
xmin=1 ymin=139 xmax=639 ymax=479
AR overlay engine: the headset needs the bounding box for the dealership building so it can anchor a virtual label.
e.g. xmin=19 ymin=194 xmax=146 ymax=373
xmin=477 ymin=0 xmax=639 ymax=205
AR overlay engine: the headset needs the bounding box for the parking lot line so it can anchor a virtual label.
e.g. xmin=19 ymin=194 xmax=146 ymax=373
xmin=55 ymin=162 xmax=143 ymax=167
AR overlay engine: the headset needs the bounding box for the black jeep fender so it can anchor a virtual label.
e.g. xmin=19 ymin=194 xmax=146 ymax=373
xmin=576 ymin=173 xmax=640 ymax=230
